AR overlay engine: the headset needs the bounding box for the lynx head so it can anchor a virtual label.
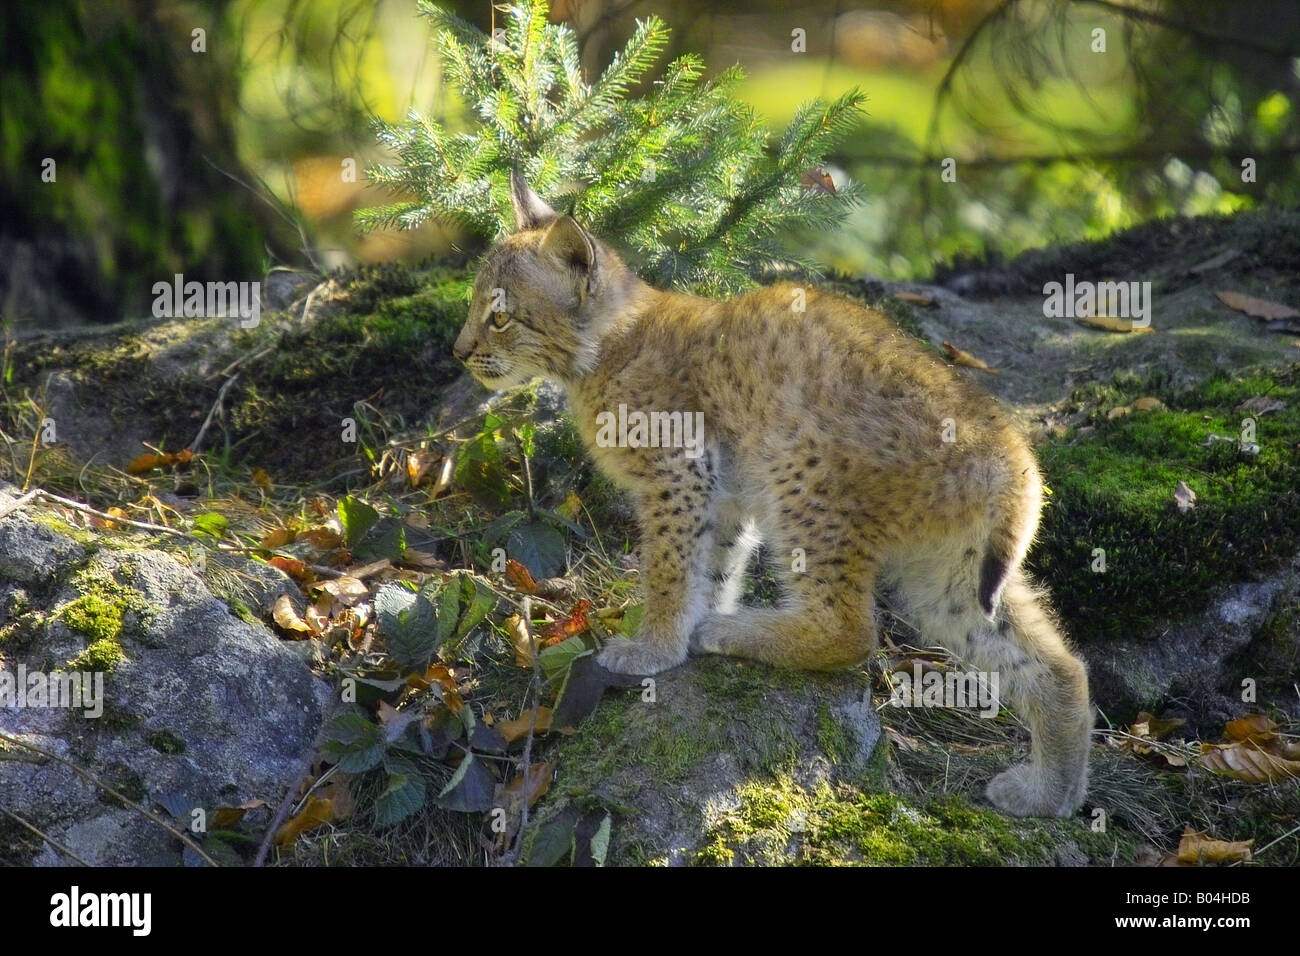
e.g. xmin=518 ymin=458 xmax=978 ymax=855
xmin=453 ymin=171 xmax=644 ymax=389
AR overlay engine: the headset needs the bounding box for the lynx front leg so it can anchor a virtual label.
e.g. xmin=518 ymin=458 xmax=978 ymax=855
xmin=598 ymin=459 xmax=716 ymax=676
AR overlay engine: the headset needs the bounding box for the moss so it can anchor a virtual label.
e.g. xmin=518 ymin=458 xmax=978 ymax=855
xmin=215 ymin=264 xmax=472 ymax=484
xmin=226 ymin=596 xmax=260 ymax=628
xmin=1031 ymin=364 xmax=1300 ymax=641
xmin=146 ymin=730 xmax=186 ymax=755
xmin=57 ymin=564 xmax=151 ymax=673
xmin=697 ymin=782 xmax=1067 ymax=867
xmin=60 ymin=592 xmax=126 ymax=644
xmin=68 ymin=638 xmax=125 ymax=672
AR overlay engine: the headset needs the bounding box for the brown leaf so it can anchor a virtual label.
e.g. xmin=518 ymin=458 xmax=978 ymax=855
xmin=1188 ymin=248 xmax=1240 ymax=274
xmin=406 ymin=452 xmax=437 ymax=488
xmin=505 ymin=558 xmax=538 ymax=595
xmin=1215 ymin=290 xmax=1299 ymax=321
xmin=800 ymin=168 xmax=836 ymax=194
xmin=212 ymin=798 xmax=266 ymax=829
xmin=1224 ymin=714 xmax=1278 ymax=743
xmin=496 ymin=707 xmax=553 ymax=745
xmin=126 ymin=452 xmax=168 ymax=475
xmin=538 ymin=600 xmax=592 ymax=648
xmin=259 ymin=527 xmax=297 ymax=549
xmin=1075 ymin=315 xmax=1154 ymax=333
xmin=502 ymin=762 xmax=552 ymax=808
xmin=301 ymin=527 xmax=344 ymax=550
xmin=274 ymin=781 xmax=353 ymax=846
xmin=942 ymin=341 xmax=999 ymax=374
xmin=274 ymin=796 xmax=334 ymax=846
xmin=505 ymin=614 xmax=534 ymax=667
xmin=1173 ymin=828 xmax=1253 ymax=866
xmin=269 ymin=555 xmax=315 ymax=584
xmin=1136 ymin=711 xmax=1186 ymax=739
xmin=894 ymin=291 xmax=934 ymax=307
xmin=272 ymin=594 xmax=311 ymax=636
xmin=312 ymin=576 xmax=369 ymax=607
xmin=1199 ymin=740 xmax=1300 ymax=783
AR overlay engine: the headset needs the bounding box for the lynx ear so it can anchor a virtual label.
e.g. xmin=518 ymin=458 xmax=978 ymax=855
xmin=540 ymin=215 xmax=597 ymax=280
xmin=510 ymin=169 xmax=557 ymax=231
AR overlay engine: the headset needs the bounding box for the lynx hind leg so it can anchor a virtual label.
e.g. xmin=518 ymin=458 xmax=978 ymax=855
xmin=901 ymin=555 xmax=1092 ymax=817
xmin=692 ymin=539 xmax=878 ymax=670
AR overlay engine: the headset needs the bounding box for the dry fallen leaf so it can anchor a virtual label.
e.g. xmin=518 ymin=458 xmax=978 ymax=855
xmin=406 ymin=451 xmax=437 ymax=488
xmin=1224 ymin=713 xmax=1278 ymax=743
xmin=1135 ymin=711 xmax=1186 ymax=739
xmin=800 ymin=168 xmax=836 ymax=194
xmin=274 ymin=781 xmax=353 ymax=846
xmin=272 ymin=594 xmax=311 ymax=637
xmin=505 ymin=613 xmax=534 ymax=667
xmin=1174 ymin=480 xmax=1197 ymax=513
xmin=259 ymin=527 xmax=297 ymax=549
xmin=1188 ymin=248 xmax=1240 ymax=274
xmin=1168 ymin=828 xmax=1253 ymax=866
xmin=1075 ymin=315 xmax=1154 ymax=333
xmin=1199 ymin=740 xmax=1300 ymax=783
xmin=212 ymin=798 xmax=266 ymax=829
xmin=501 ymin=762 xmax=553 ymax=808
xmin=894 ymin=291 xmax=934 ymax=307
xmin=942 ymin=341 xmax=999 ymax=375
xmin=312 ymin=575 xmax=369 ymax=607
xmin=505 ymin=559 xmax=538 ymax=595
xmin=496 ymin=707 xmax=554 ymax=744
xmin=538 ymin=600 xmax=592 ymax=648
xmin=1215 ymin=290 xmax=1299 ymax=321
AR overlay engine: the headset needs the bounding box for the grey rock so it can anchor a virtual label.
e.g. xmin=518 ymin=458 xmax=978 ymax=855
xmin=0 ymin=493 xmax=331 ymax=866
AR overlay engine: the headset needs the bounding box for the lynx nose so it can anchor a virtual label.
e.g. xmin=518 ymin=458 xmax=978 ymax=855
xmin=452 ymin=339 xmax=471 ymax=362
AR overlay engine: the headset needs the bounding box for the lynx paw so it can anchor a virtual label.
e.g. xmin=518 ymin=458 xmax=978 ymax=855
xmin=985 ymin=762 xmax=1083 ymax=818
xmin=597 ymin=636 xmax=686 ymax=676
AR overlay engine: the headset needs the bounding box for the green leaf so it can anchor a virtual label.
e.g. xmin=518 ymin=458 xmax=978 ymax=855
xmin=454 ymin=575 xmax=497 ymax=642
xmin=436 ymin=754 xmax=496 ymax=812
xmin=526 ymin=819 xmax=575 ymax=867
xmin=192 ymin=513 xmax=228 ymax=537
xmin=338 ymin=496 xmax=380 ymax=548
xmin=374 ymin=582 xmax=438 ymax=670
xmin=508 ymin=521 xmax=567 ymax=579
xmin=589 ymin=814 xmax=612 ymax=866
xmin=619 ymin=604 xmax=645 ymax=636
xmin=357 ymin=519 xmax=405 ymax=562
xmin=538 ymin=635 xmax=592 ymax=682
xmin=375 ymin=757 xmax=427 ymax=827
xmin=322 ymin=713 xmax=386 ymax=774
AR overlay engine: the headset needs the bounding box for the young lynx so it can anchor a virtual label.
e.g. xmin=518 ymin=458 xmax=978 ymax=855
xmin=452 ymin=172 xmax=1092 ymax=817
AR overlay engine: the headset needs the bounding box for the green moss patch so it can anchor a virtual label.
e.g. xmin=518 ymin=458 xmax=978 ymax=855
xmin=1032 ymin=364 xmax=1300 ymax=641
xmin=57 ymin=566 xmax=150 ymax=673
xmin=696 ymin=781 xmax=1075 ymax=866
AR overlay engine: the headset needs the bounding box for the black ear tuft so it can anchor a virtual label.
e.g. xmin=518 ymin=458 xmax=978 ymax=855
xmin=510 ymin=169 xmax=558 ymax=231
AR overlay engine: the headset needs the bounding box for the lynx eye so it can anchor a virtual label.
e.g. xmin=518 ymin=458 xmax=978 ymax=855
xmin=489 ymin=311 xmax=512 ymax=330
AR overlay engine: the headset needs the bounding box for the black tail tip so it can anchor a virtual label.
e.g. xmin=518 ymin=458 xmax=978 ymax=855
xmin=978 ymin=552 xmax=1010 ymax=617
